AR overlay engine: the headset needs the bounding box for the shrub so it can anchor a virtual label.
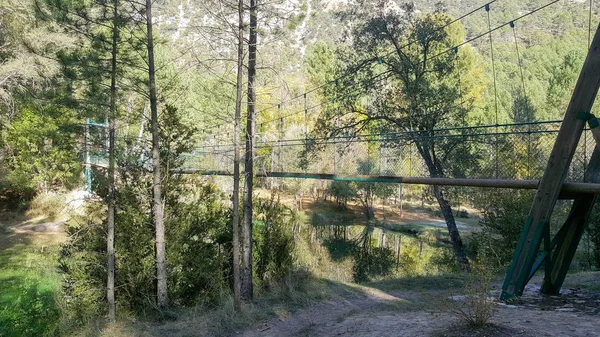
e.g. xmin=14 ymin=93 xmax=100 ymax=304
xmin=448 ymin=263 xmax=496 ymax=327
xmin=586 ymin=199 xmax=600 ymax=270
xmin=26 ymin=193 xmax=67 ymax=219
xmin=473 ymin=190 xmax=534 ymax=271
xmin=254 ymin=196 xmax=296 ymax=287
xmin=352 ymin=232 xmax=395 ymax=282
xmin=59 ymin=179 xmax=232 ymax=321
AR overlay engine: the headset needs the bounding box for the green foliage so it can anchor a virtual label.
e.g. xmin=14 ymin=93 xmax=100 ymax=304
xmin=0 ymin=161 xmax=35 ymax=210
xmin=59 ymin=104 xmax=231 ymax=320
xmin=166 ymin=182 xmax=231 ymax=307
xmin=59 ymin=202 xmax=108 ymax=324
xmin=586 ymin=199 xmax=600 ymax=270
xmin=429 ymin=246 xmax=461 ymax=274
xmin=327 ymin=180 xmax=356 ymax=207
xmin=546 ymin=51 xmax=585 ymax=115
xmin=60 ymin=179 xmax=232 ymax=319
xmin=306 ymin=42 xmax=337 ymax=87
xmin=3 ymin=105 xmax=80 ymax=193
xmin=254 ymin=197 xmax=297 ymax=287
xmin=352 ymin=237 xmax=396 ymax=283
xmin=0 ymin=278 xmax=60 ymax=337
xmin=474 ymin=190 xmax=534 ymax=271
xmin=353 ymin=158 xmax=395 ymax=219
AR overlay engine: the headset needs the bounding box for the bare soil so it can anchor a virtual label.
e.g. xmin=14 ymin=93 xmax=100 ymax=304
xmin=240 ymin=276 xmax=600 ymax=337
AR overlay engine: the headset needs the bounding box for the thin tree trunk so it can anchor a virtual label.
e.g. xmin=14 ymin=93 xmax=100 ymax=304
xmin=106 ymin=0 xmax=119 ymax=323
xmin=146 ymin=0 xmax=168 ymax=308
xmin=241 ymin=0 xmax=257 ymax=301
xmin=433 ymin=185 xmax=470 ymax=271
xmin=231 ymin=0 xmax=244 ymax=311
xmin=417 ymin=141 xmax=470 ymax=271
xmin=396 ymin=235 xmax=401 ymax=269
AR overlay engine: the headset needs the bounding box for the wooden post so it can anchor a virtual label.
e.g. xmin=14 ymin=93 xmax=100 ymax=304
xmin=541 ymin=193 xmax=595 ymax=294
xmin=541 ymin=130 xmax=600 ymax=294
xmin=501 ymin=23 xmax=600 ymax=300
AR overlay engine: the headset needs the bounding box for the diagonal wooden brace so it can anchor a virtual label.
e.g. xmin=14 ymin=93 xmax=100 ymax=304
xmin=501 ymin=23 xmax=600 ymax=300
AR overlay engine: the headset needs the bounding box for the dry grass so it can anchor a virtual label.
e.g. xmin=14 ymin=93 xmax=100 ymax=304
xmin=446 ymin=270 xmax=496 ymax=328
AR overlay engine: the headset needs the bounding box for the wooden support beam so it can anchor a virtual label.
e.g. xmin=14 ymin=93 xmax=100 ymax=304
xmin=501 ymin=23 xmax=600 ymax=300
xmin=589 ymin=119 xmax=600 ymax=146
xmin=180 ymin=170 xmax=600 ymax=195
xmin=540 ymin=193 xmax=595 ymax=294
xmin=540 ymin=148 xmax=600 ymax=294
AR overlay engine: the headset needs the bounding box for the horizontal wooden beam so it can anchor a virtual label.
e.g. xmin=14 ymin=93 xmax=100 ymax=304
xmin=177 ymin=170 xmax=600 ymax=195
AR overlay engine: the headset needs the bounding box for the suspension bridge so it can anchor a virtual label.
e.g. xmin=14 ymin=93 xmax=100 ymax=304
xmin=84 ymin=0 xmax=600 ymax=301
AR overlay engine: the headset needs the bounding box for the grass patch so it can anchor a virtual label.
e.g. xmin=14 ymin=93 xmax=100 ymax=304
xmin=105 ymin=273 xmax=333 ymax=337
xmin=432 ymin=323 xmax=521 ymax=337
xmin=0 ymin=238 xmax=63 ymax=337
xmin=562 ymin=271 xmax=600 ymax=291
xmin=366 ymin=273 xmax=469 ymax=292
xmin=26 ymin=193 xmax=68 ymax=220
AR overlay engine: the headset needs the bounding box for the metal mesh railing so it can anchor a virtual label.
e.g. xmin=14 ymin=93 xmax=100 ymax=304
xmin=181 ymin=120 xmax=595 ymax=183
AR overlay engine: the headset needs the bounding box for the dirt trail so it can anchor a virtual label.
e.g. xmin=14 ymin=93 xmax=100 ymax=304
xmin=241 ymin=282 xmax=600 ymax=337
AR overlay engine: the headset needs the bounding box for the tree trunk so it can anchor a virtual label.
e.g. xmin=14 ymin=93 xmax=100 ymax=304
xmin=106 ymin=0 xmax=119 ymax=322
xmin=416 ymin=141 xmax=470 ymax=271
xmin=396 ymin=235 xmax=401 ymax=269
xmin=231 ymin=0 xmax=244 ymax=311
xmin=241 ymin=0 xmax=257 ymax=301
xmin=145 ymin=0 xmax=168 ymax=308
xmin=433 ymin=185 xmax=470 ymax=271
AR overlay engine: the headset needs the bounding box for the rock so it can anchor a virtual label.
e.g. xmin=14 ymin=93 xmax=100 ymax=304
xmin=496 ymin=303 xmax=519 ymax=309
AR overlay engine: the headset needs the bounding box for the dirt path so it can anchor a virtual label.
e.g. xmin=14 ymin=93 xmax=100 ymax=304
xmin=240 ymin=281 xmax=600 ymax=337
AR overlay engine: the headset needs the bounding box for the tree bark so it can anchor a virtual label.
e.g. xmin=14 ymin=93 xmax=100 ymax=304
xmin=241 ymin=0 xmax=257 ymax=301
xmin=417 ymin=141 xmax=470 ymax=271
xmin=145 ymin=0 xmax=168 ymax=309
xmin=433 ymin=185 xmax=470 ymax=271
xmin=231 ymin=0 xmax=244 ymax=310
xmin=106 ymin=0 xmax=119 ymax=323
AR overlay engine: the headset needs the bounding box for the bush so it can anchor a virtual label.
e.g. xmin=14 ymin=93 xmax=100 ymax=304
xmin=3 ymin=106 xmax=80 ymax=193
xmin=473 ymin=190 xmax=534 ymax=271
xmin=167 ymin=182 xmax=231 ymax=307
xmin=448 ymin=263 xmax=496 ymax=327
xmin=0 ymin=166 xmax=36 ymax=211
xmin=254 ymin=196 xmax=297 ymax=287
xmin=26 ymin=193 xmax=67 ymax=219
xmin=429 ymin=246 xmax=460 ymax=274
xmin=352 ymin=232 xmax=395 ymax=282
xmin=586 ymin=199 xmax=600 ymax=270
xmin=59 ymin=179 xmax=232 ymax=322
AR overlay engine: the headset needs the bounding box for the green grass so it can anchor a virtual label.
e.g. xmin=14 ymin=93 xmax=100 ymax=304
xmin=0 ymin=237 xmax=63 ymax=337
xmin=562 ymin=271 xmax=600 ymax=291
xmin=111 ymin=273 xmax=333 ymax=337
xmin=366 ymin=273 xmax=470 ymax=292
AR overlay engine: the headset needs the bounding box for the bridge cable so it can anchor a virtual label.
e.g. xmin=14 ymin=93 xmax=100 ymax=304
xmin=511 ymin=21 xmax=531 ymax=178
xmin=196 ymin=0 xmax=503 ymax=137
xmin=486 ymin=3 xmax=500 ymax=178
xmin=203 ymin=0 xmax=559 ymax=137
xmin=200 ymin=0 xmax=561 ymax=144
